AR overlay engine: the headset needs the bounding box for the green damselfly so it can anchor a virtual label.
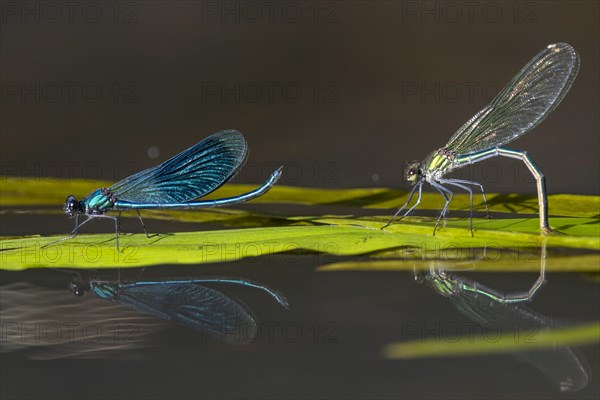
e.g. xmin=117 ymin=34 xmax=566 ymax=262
xmin=384 ymin=43 xmax=580 ymax=234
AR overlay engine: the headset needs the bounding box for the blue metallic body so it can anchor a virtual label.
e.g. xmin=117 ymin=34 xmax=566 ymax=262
xmin=54 ymin=130 xmax=283 ymax=250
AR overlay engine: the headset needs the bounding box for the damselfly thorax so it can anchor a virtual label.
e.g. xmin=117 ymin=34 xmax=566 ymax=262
xmin=65 ymin=188 xmax=117 ymax=216
xmin=425 ymin=148 xmax=459 ymax=178
xmin=404 ymin=148 xmax=458 ymax=184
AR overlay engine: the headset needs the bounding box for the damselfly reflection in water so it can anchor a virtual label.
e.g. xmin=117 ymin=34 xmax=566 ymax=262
xmin=413 ymin=245 xmax=590 ymax=392
xmin=424 ymin=244 xmax=547 ymax=304
xmin=419 ymin=243 xmax=547 ymax=303
xmin=48 ymin=130 xmax=283 ymax=250
xmin=384 ymin=43 xmax=580 ymax=235
xmin=69 ymin=274 xmax=289 ymax=344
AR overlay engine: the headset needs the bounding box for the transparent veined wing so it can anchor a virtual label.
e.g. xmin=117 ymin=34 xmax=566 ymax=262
xmin=444 ymin=277 xmax=590 ymax=392
xmin=444 ymin=43 xmax=579 ymax=155
xmin=101 ymin=282 xmax=258 ymax=344
xmin=109 ymin=130 xmax=248 ymax=204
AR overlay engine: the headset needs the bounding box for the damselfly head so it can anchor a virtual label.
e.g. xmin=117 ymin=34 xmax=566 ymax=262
xmin=68 ymin=279 xmax=85 ymax=297
xmin=405 ymin=162 xmax=423 ymax=185
xmin=64 ymin=195 xmax=82 ymax=216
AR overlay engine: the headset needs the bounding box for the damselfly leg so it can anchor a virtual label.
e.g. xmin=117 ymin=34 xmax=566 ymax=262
xmin=440 ymin=178 xmax=491 ymax=219
xmin=381 ymin=182 xmax=422 ymax=229
xmin=429 ymin=180 xmax=454 ymax=235
xmin=42 ymin=214 xmax=94 ymax=249
xmin=117 ymin=210 xmax=158 ymax=239
xmin=439 ymin=179 xmax=474 ymax=236
xmin=134 ymin=210 xmax=157 ymax=239
xmin=51 ymin=214 xmax=121 ymax=250
xmin=92 ymin=214 xmax=120 ymax=250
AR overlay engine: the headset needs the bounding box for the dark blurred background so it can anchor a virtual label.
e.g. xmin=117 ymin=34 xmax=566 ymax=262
xmin=1 ymin=4 xmax=599 ymax=399
xmin=1 ymin=1 xmax=599 ymax=194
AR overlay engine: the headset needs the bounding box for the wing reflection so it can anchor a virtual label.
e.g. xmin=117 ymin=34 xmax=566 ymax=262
xmin=75 ymin=276 xmax=289 ymax=345
xmin=1 ymin=275 xmax=289 ymax=359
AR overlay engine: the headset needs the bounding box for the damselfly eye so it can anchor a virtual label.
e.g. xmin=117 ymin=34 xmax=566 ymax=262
xmin=68 ymin=280 xmax=85 ymax=297
xmin=64 ymin=195 xmax=79 ymax=216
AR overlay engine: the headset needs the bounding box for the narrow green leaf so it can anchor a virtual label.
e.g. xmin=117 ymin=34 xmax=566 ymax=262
xmin=2 ymin=177 xmax=599 ymax=218
xmin=317 ymin=255 xmax=600 ymax=272
xmin=0 ymin=225 xmax=428 ymax=270
xmin=1 ymin=177 xmax=598 ymax=270
xmin=382 ymin=321 xmax=600 ymax=359
xmin=2 ymin=218 xmax=598 ymax=270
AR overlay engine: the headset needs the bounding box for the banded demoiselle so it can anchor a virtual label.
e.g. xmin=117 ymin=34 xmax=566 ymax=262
xmin=56 ymin=130 xmax=282 ymax=249
xmin=384 ymin=43 xmax=580 ymax=234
